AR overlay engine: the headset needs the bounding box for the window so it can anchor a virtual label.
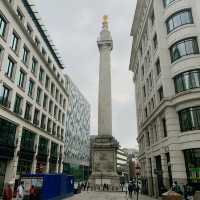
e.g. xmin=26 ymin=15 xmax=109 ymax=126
xmin=36 ymin=87 xmax=42 ymax=104
xmin=62 ymin=113 xmax=65 ymax=125
xmin=145 ymin=107 xmax=148 ymax=117
xmin=40 ymin=114 xmax=46 ymax=129
xmin=10 ymin=32 xmax=19 ymax=52
xmin=153 ymin=34 xmax=158 ymax=49
xmin=34 ymin=37 xmax=40 ymax=47
xmin=49 ymin=100 xmax=53 ymax=114
xmin=146 ymin=132 xmax=150 ymax=147
xmin=26 ymin=24 xmax=32 ymax=35
xmin=0 ymin=85 xmax=11 ymax=107
xmin=47 ymin=119 xmax=52 ymax=132
xmin=42 ymin=48 xmax=46 ymax=56
xmin=174 ymin=69 xmax=200 ymax=93
xmin=54 ymin=105 xmax=58 ymax=119
xmin=52 ymin=123 xmax=56 ymax=135
xmin=39 ymin=67 xmax=44 ymax=83
xmin=16 ymin=8 xmax=24 ymax=21
xmin=63 ymin=99 xmax=66 ymax=109
xmin=170 ymin=37 xmax=199 ymax=62
xmin=156 ymin=59 xmax=161 ymax=75
xmin=57 ymin=126 xmax=60 ymax=137
xmin=0 ymin=14 xmax=7 ymax=37
xmin=31 ymin=57 xmax=37 ymax=75
xmin=43 ymin=94 xmax=48 ymax=110
xmin=158 ymin=86 xmax=164 ymax=101
xmin=51 ymin=83 xmax=55 ymax=96
xmin=60 ymin=94 xmax=63 ymax=105
xmin=17 ymin=69 xmax=26 ymax=89
xmin=55 ymin=89 xmax=59 ymax=101
xmin=179 ymin=107 xmax=200 ymax=131
xmin=141 ymin=65 xmax=144 ymax=77
xmin=162 ymin=118 xmax=167 ymax=137
xmin=4 ymin=57 xmax=15 ymax=79
xmin=45 ymin=75 xmax=50 ymax=90
xmin=24 ymin=102 xmax=32 ymax=121
xmin=163 ymin=0 xmax=176 ymax=7
xmin=33 ymin=109 xmax=40 ymax=125
xmin=166 ymin=9 xmax=193 ymax=33
xmin=143 ymin=86 xmax=146 ymax=97
xmin=22 ymin=46 xmax=29 ymax=64
xmin=151 ymin=11 xmax=155 ymax=25
xmin=14 ymin=94 xmax=22 ymax=115
xmin=28 ymin=79 xmax=34 ymax=97
xmin=58 ymin=110 xmax=61 ymax=122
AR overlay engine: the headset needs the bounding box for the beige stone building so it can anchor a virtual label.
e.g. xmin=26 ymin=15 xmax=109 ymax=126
xmin=129 ymin=0 xmax=200 ymax=197
xmin=0 ymin=0 xmax=68 ymax=193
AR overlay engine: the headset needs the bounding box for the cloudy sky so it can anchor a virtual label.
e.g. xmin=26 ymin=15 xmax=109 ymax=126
xmin=33 ymin=0 xmax=137 ymax=148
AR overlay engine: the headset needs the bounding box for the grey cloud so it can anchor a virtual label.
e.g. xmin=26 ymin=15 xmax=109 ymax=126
xmin=35 ymin=0 xmax=137 ymax=148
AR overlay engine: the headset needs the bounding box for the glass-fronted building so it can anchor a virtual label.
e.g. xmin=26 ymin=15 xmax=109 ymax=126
xmin=63 ymin=75 xmax=90 ymax=182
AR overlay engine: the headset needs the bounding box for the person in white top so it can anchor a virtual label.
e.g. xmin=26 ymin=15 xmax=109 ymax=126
xmin=16 ymin=182 xmax=24 ymax=200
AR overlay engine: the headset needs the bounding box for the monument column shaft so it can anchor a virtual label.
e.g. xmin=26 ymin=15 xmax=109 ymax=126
xmin=98 ymin=45 xmax=112 ymax=136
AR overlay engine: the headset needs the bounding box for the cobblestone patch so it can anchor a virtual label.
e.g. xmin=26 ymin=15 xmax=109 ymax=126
xmin=64 ymin=192 xmax=157 ymax=200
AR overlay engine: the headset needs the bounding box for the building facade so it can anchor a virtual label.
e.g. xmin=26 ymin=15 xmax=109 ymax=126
xmin=129 ymin=0 xmax=200 ymax=197
xmin=63 ymin=75 xmax=90 ymax=182
xmin=117 ymin=148 xmax=129 ymax=184
xmin=0 ymin=0 xmax=68 ymax=194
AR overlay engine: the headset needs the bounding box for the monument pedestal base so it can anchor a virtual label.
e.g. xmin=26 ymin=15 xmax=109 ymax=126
xmin=89 ymin=135 xmax=120 ymax=191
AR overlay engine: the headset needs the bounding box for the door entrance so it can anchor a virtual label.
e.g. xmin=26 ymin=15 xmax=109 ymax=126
xmin=0 ymin=160 xmax=7 ymax=196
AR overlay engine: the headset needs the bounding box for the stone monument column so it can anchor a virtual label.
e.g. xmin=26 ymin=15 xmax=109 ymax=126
xmin=98 ymin=15 xmax=112 ymax=137
xmin=89 ymin=16 xmax=119 ymax=191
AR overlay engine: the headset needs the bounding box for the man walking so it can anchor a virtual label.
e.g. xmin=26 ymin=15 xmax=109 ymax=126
xmin=16 ymin=181 xmax=24 ymax=200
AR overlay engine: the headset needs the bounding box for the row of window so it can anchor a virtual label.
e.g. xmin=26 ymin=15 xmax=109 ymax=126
xmin=0 ymin=10 xmax=66 ymax=107
xmin=1 ymin=1 xmax=64 ymax=82
xmin=0 ymin=85 xmax=64 ymax=140
xmin=2 ymin=54 xmax=67 ymax=111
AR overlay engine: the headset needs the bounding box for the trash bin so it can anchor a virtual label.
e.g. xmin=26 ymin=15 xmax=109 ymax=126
xmin=162 ymin=191 xmax=182 ymax=200
xmin=194 ymin=191 xmax=200 ymax=200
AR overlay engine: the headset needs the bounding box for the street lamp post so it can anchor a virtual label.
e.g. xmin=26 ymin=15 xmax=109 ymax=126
xmin=136 ymin=164 xmax=141 ymax=200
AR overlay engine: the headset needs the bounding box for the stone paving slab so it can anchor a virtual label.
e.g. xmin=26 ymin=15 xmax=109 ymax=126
xmin=64 ymin=191 xmax=157 ymax=200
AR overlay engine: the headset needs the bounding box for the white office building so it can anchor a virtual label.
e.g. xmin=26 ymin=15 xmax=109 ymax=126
xmin=129 ymin=0 xmax=200 ymax=197
xmin=0 ymin=0 xmax=68 ymax=193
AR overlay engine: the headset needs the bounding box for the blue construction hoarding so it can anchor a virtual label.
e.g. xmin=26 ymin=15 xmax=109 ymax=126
xmin=21 ymin=174 xmax=74 ymax=200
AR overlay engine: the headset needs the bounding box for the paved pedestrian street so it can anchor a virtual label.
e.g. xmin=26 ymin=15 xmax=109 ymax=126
xmin=65 ymin=192 xmax=157 ymax=200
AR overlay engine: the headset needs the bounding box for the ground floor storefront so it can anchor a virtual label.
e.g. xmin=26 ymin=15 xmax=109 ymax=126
xmin=0 ymin=116 xmax=64 ymax=196
xmin=140 ymin=148 xmax=200 ymax=198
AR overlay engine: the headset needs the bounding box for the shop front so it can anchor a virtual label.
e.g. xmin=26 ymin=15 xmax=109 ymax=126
xmin=49 ymin=142 xmax=58 ymax=173
xmin=36 ymin=137 xmax=48 ymax=173
xmin=184 ymin=148 xmax=200 ymax=191
xmin=17 ymin=129 xmax=36 ymax=177
xmin=0 ymin=118 xmax=16 ymax=195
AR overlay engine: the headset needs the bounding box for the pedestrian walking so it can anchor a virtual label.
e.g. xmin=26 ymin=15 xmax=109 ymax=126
xmin=29 ymin=185 xmax=37 ymax=200
xmin=3 ymin=183 xmax=13 ymax=200
xmin=87 ymin=182 xmax=90 ymax=191
xmin=16 ymin=181 xmax=24 ymax=200
xmin=128 ymin=182 xmax=134 ymax=199
xmin=172 ymin=181 xmax=183 ymax=195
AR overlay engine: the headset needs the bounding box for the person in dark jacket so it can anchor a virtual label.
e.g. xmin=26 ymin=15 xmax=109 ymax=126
xmin=128 ymin=182 xmax=134 ymax=198
xmin=3 ymin=183 xmax=13 ymax=200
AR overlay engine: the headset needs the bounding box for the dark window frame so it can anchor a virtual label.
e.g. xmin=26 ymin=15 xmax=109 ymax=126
xmin=170 ymin=37 xmax=199 ymax=62
xmin=166 ymin=9 xmax=193 ymax=33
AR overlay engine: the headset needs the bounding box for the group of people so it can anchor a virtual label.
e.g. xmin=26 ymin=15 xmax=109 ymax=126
xmin=125 ymin=181 xmax=140 ymax=198
xmin=172 ymin=181 xmax=194 ymax=200
xmin=3 ymin=181 xmax=38 ymax=200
